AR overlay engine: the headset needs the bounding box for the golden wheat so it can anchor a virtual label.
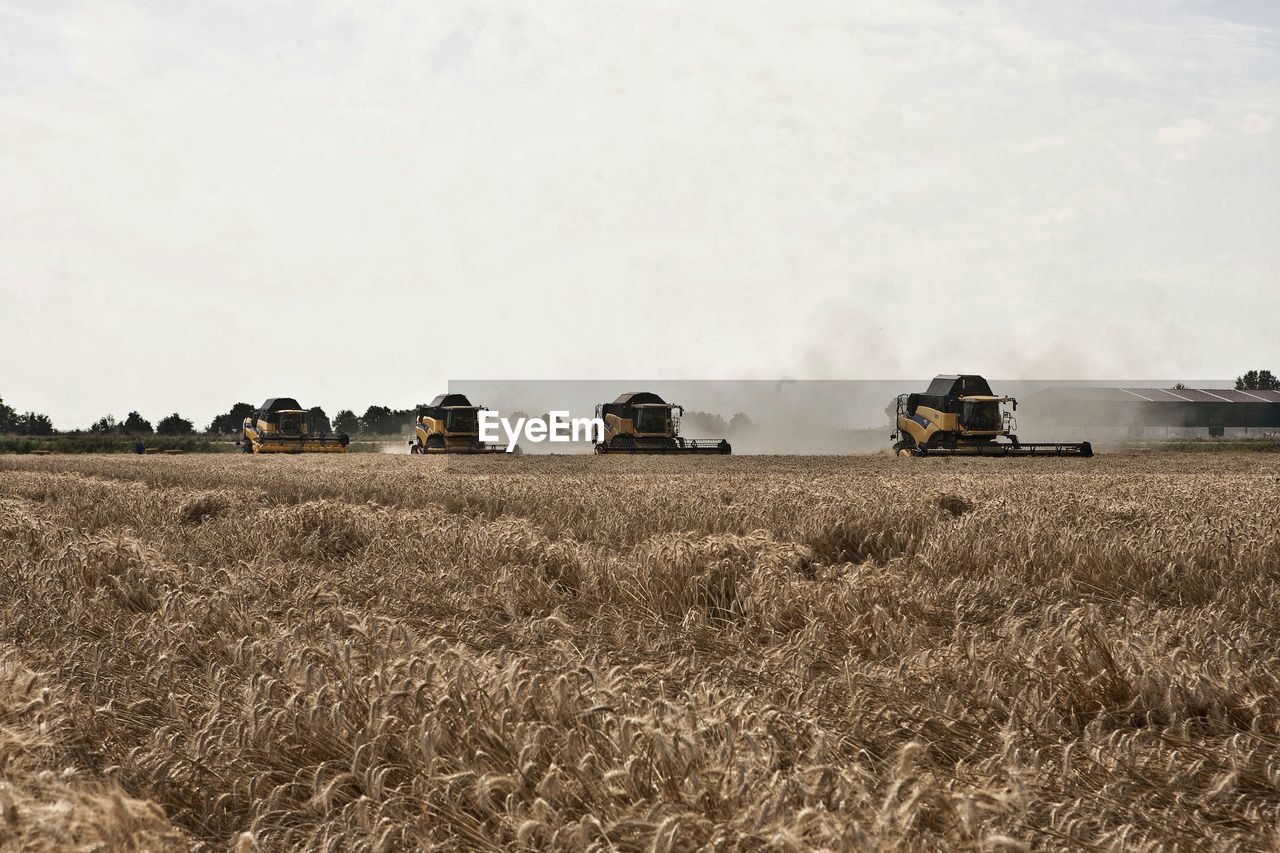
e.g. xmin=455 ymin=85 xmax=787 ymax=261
xmin=1 ymin=452 xmax=1278 ymax=850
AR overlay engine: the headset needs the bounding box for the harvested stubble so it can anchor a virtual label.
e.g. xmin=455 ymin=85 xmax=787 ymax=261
xmin=1 ymin=452 xmax=1279 ymax=851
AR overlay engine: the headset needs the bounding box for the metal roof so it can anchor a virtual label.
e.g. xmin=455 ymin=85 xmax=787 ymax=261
xmin=1039 ymin=387 xmax=1280 ymax=404
xmin=1207 ymin=389 xmax=1280 ymax=403
xmin=1027 ymin=386 xmax=1280 ymax=427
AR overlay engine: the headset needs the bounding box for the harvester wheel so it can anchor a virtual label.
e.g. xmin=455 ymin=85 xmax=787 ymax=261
xmin=426 ymin=435 xmax=444 ymax=451
xmin=242 ymin=439 xmax=253 ymax=454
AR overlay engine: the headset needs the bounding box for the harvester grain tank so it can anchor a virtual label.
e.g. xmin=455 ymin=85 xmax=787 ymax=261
xmin=241 ymin=398 xmax=349 ymax=454
xmin=594 ymin=392 xmax=731 ymax=454
xmin=891 ymin=375 xmax=1092 ymax=457
xmin=410 ymin=394 xmax=506 ymax=454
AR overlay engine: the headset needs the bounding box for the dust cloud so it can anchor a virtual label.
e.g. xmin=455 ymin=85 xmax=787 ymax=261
xmin=451 ymin=378 xmax=1235 ymax=454
xmin=454 ymin=381 xmax=901 ymax=455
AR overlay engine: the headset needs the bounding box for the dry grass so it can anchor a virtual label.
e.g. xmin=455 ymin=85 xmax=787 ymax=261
xmin=0 ymin=635 xmax=187 ymax=849
xmin=1 ymin=452 xmax=1279 ymax=851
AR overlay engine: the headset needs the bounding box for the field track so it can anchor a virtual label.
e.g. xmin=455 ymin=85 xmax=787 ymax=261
xmin=2 ymin=453 xmax=1279 ymax=850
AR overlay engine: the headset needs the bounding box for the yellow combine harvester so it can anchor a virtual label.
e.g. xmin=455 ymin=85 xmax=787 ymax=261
xmin=891 ymin=375 xmax=1092 ymax=457
xmin=409 ymin=394 xmax=506 ymax=454
xmin=241 ymin=398 xmax=349 ymax=454
xmin=594 ymin=392 xmax=731 ymax=454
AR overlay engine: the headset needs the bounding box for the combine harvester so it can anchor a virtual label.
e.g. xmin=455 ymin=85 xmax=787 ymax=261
xmin=594 ymin=392 xmax=731 ymax=454
xmin=409 ymin=394 xmax=507 ymax=454
xmin=891 ymin=375 xmax=1092 ymax=457
xmin=241 ymin=398 xmax=349 ymax=454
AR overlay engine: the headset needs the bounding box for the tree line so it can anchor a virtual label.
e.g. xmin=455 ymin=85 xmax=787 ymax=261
xmin=0 ymin=397 xmax=202 ymax=436
xmin=202 ymin=403 xmax=416 ymax=436
xmin=1236 ymin=370 xmax=1280 ymax=391
xmin=0 ymin=397 xmax=54 ymax=436
xmin=6 ymin=371 xmax=1277 ymax=438
xmin=0 ymin=394 xmax=416 ymax=438
xmin=0 ymin=394 xmax=216 ymax=437
xmin=206 ymin=403 xmax=411 ymax=436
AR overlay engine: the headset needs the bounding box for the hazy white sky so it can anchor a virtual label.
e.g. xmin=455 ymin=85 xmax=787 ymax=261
xmin=2 ymin=1 xmax=1277 ymax=428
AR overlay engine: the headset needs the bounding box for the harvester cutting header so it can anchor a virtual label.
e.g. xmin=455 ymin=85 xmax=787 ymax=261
xmin=892 ymin=375 xmax=1092 ymax=457
xmin=595 ymin=392 xmax=731 ymax=454
xmin=241 ymin=398 xmax=349 ymax=454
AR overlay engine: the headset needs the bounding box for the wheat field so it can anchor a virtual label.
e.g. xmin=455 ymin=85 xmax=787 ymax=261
xmin=1 ymin=452 xmax=1278 ymax=851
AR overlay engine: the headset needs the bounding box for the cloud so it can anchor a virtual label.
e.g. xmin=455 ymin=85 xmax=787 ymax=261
xmin=1242 ymin=112 xmax=1275 ymax=135
xmin=1152 ymin=118 xmax=1214 ymax=159
xmin=2 ymin=1 xmax=1279 ymax=425
xmin=1017 ymin=135 xmax=1071 ymax=154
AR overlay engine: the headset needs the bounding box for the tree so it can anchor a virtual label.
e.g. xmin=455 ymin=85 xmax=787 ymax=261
xmin=332 ymin=409 xmax=360 ymax=435
xmin=1236 ymin=370 xmax=1280 ymax=391
xmin=15 ymin=412 xmax=54 ymax=436
xmin=682 ymin=410 xmax=729 ymax=434
xmin=360 ymin=405 xmax=399 ymax=435
xmin=1173 ymin=383 xmax=1187 ymax=390
xmin=728 ymin=412 xmax=754 ymax=432
xmin=0 ymin=397 xmax=16 ymax=433
xmin=308 ymin=406 xmax=332 ymax=434
xmin=208 ymin=402 xmax=255 ymax=434
xmin=156 ymin=413 xmax=195 ymax=435
xmin=122 ymin=412 xmax=154 ymax=434
xmin=89 ymin=414 xmax=120 ymax=434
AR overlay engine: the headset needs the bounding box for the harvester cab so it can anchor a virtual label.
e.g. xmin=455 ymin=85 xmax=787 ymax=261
xmin=594 ymin=392 xmax=731 ymax=454
xmin=241 ymin=398 xmax=350 ymax=454
xmin=891 ymin=375 xmax=1092 ymax=458
xmin=410 ymin=394 xmax=506 ymax=454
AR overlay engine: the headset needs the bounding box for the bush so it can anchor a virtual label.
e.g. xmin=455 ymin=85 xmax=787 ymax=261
xmin=15 ymin=412 xmax=54 ymax=436
xmin=89 ymin=415 xmax=120 ymax=434
xmin=332 ymin=409 xmax=360 ymax=435
xmin=156 ymin=414 xmax=195 ymax=436
xmin=0 ymin=435 xmax=232 ymax=454
xmin=308 ymin=406 xmax=332 ymax=434
xmin=1236 ymin=369 xmax=1280 ymax=391
xmin=122 ymin=412 xmax=153 ymax=434
xmin=208 ymin=403 xmax=255 ymax=434
xmin=0 ymin=396 xmax=17 ymax=432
